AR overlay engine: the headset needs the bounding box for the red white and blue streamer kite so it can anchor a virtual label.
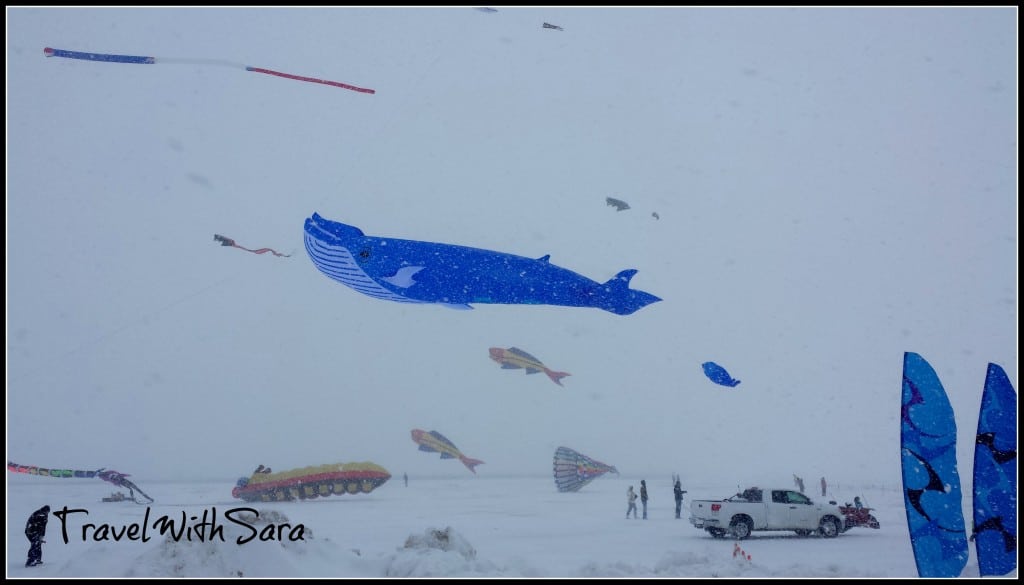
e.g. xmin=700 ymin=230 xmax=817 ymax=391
xmin=43 ymin=47 xmax=375 ymax=94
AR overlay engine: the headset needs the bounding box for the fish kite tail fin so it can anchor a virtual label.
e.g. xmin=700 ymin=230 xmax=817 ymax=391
xmin=599 ymin=269 xmax=662 ymax=315
xmin=460 ymin=456 xmax=485 ymax=474
xmin=546 ymin=370 xmax=571 ymax=386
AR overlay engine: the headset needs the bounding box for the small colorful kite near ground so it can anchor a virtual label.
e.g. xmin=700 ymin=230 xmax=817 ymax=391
xmin=702 ymin=362 xmax=740 ymax=387
xmin=553 ymin=447 xmax=618 ymax=492
xmin=215 ymin=234 xmax=290 ymax=257
xmin=232 ymin=461 xmax=390 ymax=501
xmin=44 ymin=47 xmax=375 ymax=94
xmin=8 ymin=461 xmax=154 ymax=504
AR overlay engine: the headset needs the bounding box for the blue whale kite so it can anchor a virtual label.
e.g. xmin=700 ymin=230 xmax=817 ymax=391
xmin=702 ymin=362 xmax=740 ymax=387
xmin=303 ymin=213 xmax=661 ymax=315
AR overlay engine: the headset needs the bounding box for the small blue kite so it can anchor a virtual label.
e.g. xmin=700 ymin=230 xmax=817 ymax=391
xmin=702 ymin=362 xmax=740 ymax=387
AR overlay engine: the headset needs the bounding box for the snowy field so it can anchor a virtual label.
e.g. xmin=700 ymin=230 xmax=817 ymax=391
xmin=7 ymin=473 xmax=998 ymax=578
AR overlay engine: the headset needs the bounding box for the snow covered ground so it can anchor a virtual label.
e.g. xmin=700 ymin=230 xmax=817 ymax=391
xmin=6 ymin=473 xmax=1001 ymax=578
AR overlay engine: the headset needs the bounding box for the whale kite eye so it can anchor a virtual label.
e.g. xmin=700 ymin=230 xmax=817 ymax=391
xmin=358 ymin=249 xmax=371 ymax=260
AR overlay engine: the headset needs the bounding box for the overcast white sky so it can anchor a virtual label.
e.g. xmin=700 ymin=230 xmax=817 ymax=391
xmin=6 ymin=7 xmax=1017 ymax=490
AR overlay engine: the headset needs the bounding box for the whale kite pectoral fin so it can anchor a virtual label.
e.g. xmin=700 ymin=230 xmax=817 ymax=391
xmin=440 ymin=303 xmax=474 ymax=310
xmin=381 ymin=266 xmax=425 ymax=288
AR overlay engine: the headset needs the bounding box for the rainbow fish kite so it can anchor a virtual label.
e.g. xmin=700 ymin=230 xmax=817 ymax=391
xmin=410 ymin=429 xmax=484 ymax=474
xmin=489 ymin=347 xmax=570 ymax=387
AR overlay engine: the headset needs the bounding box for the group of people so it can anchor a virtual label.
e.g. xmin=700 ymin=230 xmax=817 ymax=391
xmin=626 ymin=477 xmax=688 ymax=520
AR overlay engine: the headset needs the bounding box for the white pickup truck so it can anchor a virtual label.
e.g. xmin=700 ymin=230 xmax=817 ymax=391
xmin=689 ymin=486 xmax=845 ymax=539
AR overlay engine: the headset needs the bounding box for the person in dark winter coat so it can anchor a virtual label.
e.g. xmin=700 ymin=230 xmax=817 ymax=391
xmin=640 ymin=480 xmax=649 ymax=519
xmin=25 ymin=505 xmax=50 ymax=567
xmin=673 ymin=480 xmax=688 ymax=519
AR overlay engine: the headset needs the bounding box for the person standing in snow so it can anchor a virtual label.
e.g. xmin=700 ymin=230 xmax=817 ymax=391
xmin=820 ymin=476 xmax=827 ymax=497
xmin=626 ymin=486 xmax=638 ymax=519
xmin=25 ymin=505 xmax=49 ymax=567
xmin=640 ymin=480 xmax=649 ymax=519
xmin=673 ymin=480 xmax=687 ymax=519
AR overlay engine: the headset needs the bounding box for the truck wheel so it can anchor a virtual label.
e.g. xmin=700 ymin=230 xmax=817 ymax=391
xmin=707 ymin=528 xmax=727 ymax=538
xmin=819 ymin=516 xmax=841 ymax=538
xmin=730 ymin=517 xmax=753 ymax=540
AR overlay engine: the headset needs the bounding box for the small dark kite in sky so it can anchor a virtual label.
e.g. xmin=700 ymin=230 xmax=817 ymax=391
xmin=606 ymin=197 xmax=630 ymax=211
xmin=215 ymin=234 xmax=291 ymax=257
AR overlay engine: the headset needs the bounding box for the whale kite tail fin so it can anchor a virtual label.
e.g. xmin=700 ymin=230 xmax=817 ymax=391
xmin=460 ymin=456 xmax=485 ymax=474
xmin=599 ymin=269 xmax=662 ymax=315
xmin=545 ymin=370 xmax=572 ymax=387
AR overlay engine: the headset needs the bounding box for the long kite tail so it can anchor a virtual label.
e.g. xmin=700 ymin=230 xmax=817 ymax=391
xmin=44 ymin=47 xmax=375 ymax=94
xmin=214 ymin=234 xmax=291 ymax=257
xmin=238 ymin=246 xmax=291 ymax=257
xmin=245 ymin=66 xmax=374 ymax=94
xmin=8 ymin=461 xmax=99 ymax=478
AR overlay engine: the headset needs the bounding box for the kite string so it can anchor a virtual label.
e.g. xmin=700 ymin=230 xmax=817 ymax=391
xmin=153 ymin=56 xmax=247 ymax=69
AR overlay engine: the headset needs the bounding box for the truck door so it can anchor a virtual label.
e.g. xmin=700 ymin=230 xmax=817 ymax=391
xmin=768 ymin=490 xmax=793 ymax=528
xmin=785 ymin=490 xmax=819 ymax=528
